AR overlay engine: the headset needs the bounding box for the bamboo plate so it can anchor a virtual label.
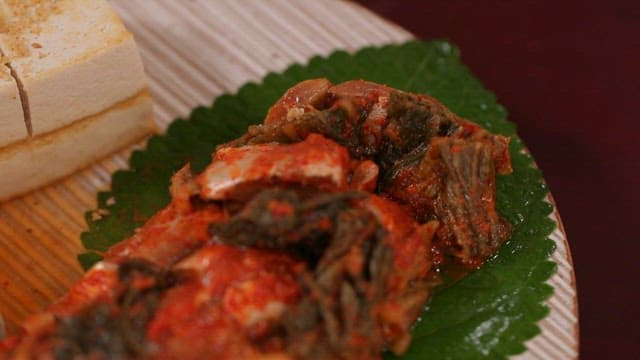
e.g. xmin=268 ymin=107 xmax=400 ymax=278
xmin=0 ymin=1 xmax=578 ymax=358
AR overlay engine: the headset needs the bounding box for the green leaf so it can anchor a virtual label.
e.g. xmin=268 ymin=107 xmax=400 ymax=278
xmin=79 ymin=40 xmax=556 ymax=359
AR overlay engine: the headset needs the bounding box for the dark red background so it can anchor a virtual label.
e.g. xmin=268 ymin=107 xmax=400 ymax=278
xmin=356 ymin=0 xmax=640 ymax=358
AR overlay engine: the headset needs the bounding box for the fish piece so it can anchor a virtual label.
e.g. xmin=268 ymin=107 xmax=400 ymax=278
xmin=198 ymin=134 xmax=352 ymax=200
xmin=105 ymin=165 xmax=227 ymax=267
xmin=147 ymin=245 xmax=304 ymax=359
xmin=264 ymin=78 xmax=331 ymax=126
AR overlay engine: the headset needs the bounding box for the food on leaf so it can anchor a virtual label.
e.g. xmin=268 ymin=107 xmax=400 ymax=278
xmin=0 ymin=79 xmax=512 ymax=359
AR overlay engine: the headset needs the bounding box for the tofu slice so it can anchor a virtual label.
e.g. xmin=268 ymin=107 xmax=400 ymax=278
xmin=0 ymin=91 xmax=153 ymax=201
xmin=0 ymin=63 xmax=26 ymax=147
xmin=0 ymin=0 xmax=147 ymax=136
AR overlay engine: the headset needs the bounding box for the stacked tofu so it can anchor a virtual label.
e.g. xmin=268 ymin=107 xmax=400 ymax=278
xmin=0 ymin=0 xmax=155 ymax=200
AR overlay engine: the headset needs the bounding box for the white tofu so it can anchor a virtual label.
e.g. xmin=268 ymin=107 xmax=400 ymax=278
xmin=0 ymin=0 xmax=156 ymax=199
xmin=0 ymin=92 xmax=153 ymax=201
xmin=0 ymin=0 xmax=147 ymax=136
xmin=0 ymin=63 xmax=26 ymax=147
